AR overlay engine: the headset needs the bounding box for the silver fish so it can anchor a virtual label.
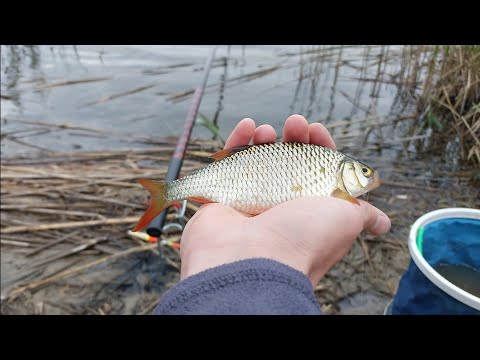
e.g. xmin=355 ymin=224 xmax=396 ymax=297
xmin=133 ymin=142 xmax=381 ymax=231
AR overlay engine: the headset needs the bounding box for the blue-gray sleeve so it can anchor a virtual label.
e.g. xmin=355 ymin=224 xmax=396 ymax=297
xmin=153 ymin=258 xmax=321 ymax=315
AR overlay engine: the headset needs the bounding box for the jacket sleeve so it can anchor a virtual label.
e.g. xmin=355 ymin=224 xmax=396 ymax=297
xmin=153 ymin=258 xmax=321 ymax=315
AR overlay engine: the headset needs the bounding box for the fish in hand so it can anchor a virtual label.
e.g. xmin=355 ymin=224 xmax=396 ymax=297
xmin=133 ymin=142 xmax=381 ymax=232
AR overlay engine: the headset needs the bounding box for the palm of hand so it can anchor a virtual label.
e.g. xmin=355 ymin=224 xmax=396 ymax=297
xmin=180 ymin=115 xmax=391 ymax=286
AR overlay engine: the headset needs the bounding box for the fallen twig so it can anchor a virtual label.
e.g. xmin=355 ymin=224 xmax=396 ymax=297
xmin=26 ymin=231 xmax=81 ymax=257
xmin=1 ymin=240 xmax=35 ymax=247
xmin=84 ymin=84 xmax=156 ymax=106
xmin=30 ymin=237 xmax=108 ymax=268
xmin=1 ymin=216 xmax=140 ymax=234
xmin=5 ymin=243 xmax=159 ymax=301
xmin=36 ymin=77 xmax=112 ymax=90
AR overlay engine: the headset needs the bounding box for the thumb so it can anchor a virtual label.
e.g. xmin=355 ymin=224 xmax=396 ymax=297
xmin=356 ymin=199 xmax=391 ymax=235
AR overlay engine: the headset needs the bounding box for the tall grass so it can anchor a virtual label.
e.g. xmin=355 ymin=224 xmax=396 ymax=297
xmin=404 ymin=46 xmax=480 ymax=165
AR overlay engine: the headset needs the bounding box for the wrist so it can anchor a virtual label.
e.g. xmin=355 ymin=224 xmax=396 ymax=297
xmin=180 ymin=231 xmax=318 ymax=286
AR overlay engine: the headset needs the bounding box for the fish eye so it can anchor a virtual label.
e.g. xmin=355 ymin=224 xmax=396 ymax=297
xmin=361 ymin=167 xmax=372 ymax=177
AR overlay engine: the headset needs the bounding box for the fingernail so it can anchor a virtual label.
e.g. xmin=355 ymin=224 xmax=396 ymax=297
xmin=372 ymin=213 xmax=391 ymax=234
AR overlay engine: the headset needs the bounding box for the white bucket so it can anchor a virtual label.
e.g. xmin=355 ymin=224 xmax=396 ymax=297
xmin=408 ymin=207 xmax=480 ymax=311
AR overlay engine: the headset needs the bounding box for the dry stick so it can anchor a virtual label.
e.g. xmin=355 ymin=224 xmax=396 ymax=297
xmin=0 ymin=235 xmax=50 ymax=244
xmin=85 ymin=84 xmax=156 ymax=106
xmin=77 ymin=249 xmax=104 ymax=256
xmin=2 ymin=165 xmax=134 ymax=179
xmin=36 ymin=77 xmax=112 ymax=90
xmin=1 ymin=94 xmax=15 ymax=100
xmin=2 ymin=118 xmax=166 ymax=151
xmin=339 ymin=90 xmax=371 ymax=113
xmin=1 ymin=169 xmax=170 ymax=181
xmin=30 ymin=237 xmax=108 ymax=268
xmin=1 ymin=216 xmax=139 ymax=234
xmin=9 ymin=178 xmax=70 ymax=185
xmin=0 ymin=174 xmax=66 ymax=180
xmin=2 ymin=268 xmax=46 ymax=291
xmin=1 ymin=127 xmax=53 ymax=137
xmin=28 ymin=259 xmax=84 ymax=288
xmin=42 ymin=300 xmax=76 ymax=315
xmin=358 ymin=237 xmax=373 ymax=270
xmin=1 ymin=240 xmax=35 ymax=247
xmin=5 ymin=243 xmax=158 ymax=301
xmin=4 ymin=218 xmax=43 ymax=227
xmin=2 ymin=169 xmax=171 ymax=198
xmin=0 ymin=170 xmax=81 ymax=180
xmin=184 ymin=150 xmax=216 ymax=158
xmin=8 ymin=129 xmax=56 ymax=140
xmin=93 ymin=244 xmax=118 ymax=255
xmin=2 ymin=154 xmax=131 ymax=166
xmin=93 ymin=180 xmax=141 ymax=187
xmin=0 ymin=143 xmax=208 ymax=166
xmin=3 ymin=136 xmax=52 ymax=152
xmin=26 ymin=230 xmax=81 ymax=257
xmin=67 ymin=132 xmax=108 ymax=140
xmin=164 ymin=256 xmax=181 ymax=271
xmin=1 ymin=213 xmax=179 ymax=234
xmin=56 ymin=144 xmax=176 ymax=157
xmin=1 ymin=207 xmax=107 ymax=220
xmin=7 ymin=118 xmax=113 ymax=134
xmin=125 ymin=158 xmax=139 ymax=170
xmin=2 ymin=170 xmax=144 ymax=186
xmin=166 ymin=65 xmax=280 ymax=102
xmin=1 ymin=182 xmax=92 ymax=198
xmin=2 ymin=193 xmax=61 ymax=203
xmin=62 ymin=193 xmax=144 ymax=209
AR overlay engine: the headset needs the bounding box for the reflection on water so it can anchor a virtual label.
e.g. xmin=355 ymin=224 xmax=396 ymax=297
xmin=2 ymin=45 xmax=417 ymax=158
xmin=2 ymin=45 xmax=41 ymax=90
xmin=435 ymin=263 xmax=480 ymax=298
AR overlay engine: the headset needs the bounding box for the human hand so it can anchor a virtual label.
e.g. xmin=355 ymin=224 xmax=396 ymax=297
xmin=179 ymin=114 xmax=391 ymax=286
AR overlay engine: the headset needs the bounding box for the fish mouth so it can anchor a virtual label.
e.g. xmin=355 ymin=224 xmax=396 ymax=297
xmin=370 ymin=171 xmax=381 ymax=191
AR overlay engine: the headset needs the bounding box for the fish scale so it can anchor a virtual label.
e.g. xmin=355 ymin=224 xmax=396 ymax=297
xmin=166 ymin=142 xmax=345 ymax=215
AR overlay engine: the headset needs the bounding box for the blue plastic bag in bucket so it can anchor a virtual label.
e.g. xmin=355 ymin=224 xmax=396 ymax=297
xmin=386 ymin=208 xmax=480 ymax=315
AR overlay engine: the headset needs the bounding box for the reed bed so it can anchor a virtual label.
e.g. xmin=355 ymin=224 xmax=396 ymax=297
xmin=0 ymin=139 xmax=217 ymax=314
xmin=2 ymin=137 xmax=478 ymax=314
xmin=399 ymin=45 xmax=480 ymax=165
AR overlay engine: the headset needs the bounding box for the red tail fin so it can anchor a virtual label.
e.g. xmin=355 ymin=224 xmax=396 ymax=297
xmin=133 ymin=179 xmax=170 ymax=232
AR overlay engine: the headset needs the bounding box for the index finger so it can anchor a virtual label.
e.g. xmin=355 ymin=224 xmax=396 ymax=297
xmin=224 ymin=118 xmax=256 ymax=149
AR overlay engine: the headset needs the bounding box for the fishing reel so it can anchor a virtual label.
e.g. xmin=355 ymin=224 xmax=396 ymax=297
xmin=162 ymin=200 xmax=187 ymax=234
xmin=127 ymin=200 xmax=186 ymax=249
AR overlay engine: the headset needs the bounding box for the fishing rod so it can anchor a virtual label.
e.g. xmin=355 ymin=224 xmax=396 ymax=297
xmin=145 ymin=45 xmax=218 ymax=243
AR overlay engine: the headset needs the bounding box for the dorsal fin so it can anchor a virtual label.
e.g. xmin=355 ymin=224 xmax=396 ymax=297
xmin=210 ymin=145 xmax=251 ymax=161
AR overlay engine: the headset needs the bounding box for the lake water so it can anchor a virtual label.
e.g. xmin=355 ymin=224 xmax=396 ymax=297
xmin=1 ymin=45 xmax=407 ymax=157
